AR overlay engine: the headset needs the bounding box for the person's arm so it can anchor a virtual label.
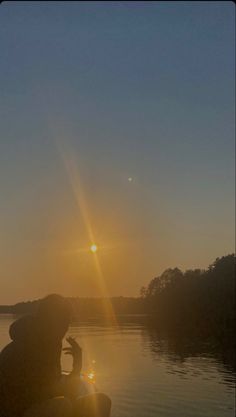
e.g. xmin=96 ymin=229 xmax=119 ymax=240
xmin=63 ymin=336 xmax=82 ymax=377
xmin=58 ymin=337 xmax=82 ymax=399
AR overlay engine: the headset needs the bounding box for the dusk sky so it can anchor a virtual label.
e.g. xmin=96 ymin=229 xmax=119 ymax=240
xmin=0 ymin=2 xmax=235 ymax=304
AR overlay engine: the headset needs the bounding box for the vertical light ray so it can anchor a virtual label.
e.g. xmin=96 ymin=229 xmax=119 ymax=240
xmin=56 ymin=140 xmax=118 ymax=326
xmin=59 ymin=146 xmax=95 ymax=245
xmin=93 ymin=252 xmax=118 ymax=325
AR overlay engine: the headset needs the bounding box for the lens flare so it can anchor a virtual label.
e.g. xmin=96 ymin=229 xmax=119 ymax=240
xmin=56 ymin=141 xmax=118 ymax=327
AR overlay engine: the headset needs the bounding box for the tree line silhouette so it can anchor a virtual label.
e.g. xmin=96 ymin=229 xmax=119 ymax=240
xmin=140 ymin=254 xmax=235 ymax=342
xmin=0 ymin=254 xmax=235 ymax=343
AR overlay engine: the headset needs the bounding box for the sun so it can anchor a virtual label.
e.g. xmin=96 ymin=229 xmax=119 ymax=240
xmin=90 ymin=244 xmax=98 ymax=253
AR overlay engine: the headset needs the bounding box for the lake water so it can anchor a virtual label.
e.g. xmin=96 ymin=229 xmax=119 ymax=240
xmin=0 ymin=314 xmax=235 ymax=417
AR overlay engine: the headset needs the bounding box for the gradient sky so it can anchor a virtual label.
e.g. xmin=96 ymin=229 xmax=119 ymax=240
xmin=0 ymin=1 xmax=235 ymax=304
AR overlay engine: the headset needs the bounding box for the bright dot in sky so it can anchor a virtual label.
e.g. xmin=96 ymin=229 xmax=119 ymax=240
xmin=128 ymin=177 xmax=133 ymax=182
xmin=90 ymin=244 xmax=98 ymax=253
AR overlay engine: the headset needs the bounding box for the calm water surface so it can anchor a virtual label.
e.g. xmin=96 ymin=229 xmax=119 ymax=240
xmin=0 ymin=315 xmax=235 ymax=417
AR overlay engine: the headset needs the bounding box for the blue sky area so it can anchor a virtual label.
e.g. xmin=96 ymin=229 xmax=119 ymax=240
xmin=0 ymin=2 xmax=235 ymax=303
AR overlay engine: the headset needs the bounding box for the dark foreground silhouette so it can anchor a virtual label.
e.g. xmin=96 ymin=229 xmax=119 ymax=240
xmin=141 ymin=254 xmax=235 ymax=342
xmin=0 ymin=295 xmax=111 ymax=417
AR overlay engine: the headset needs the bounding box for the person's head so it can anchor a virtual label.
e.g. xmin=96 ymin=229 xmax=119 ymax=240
xmin=36 ymin=294 xmax=72 ymax=339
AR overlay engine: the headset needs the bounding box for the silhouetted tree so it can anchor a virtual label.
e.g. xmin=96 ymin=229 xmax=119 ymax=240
xmin=142 ymin=254 xmax=235 ymax=341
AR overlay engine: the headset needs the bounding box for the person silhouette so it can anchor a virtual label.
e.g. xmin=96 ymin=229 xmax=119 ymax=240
xmin=0 ymin=294 xmax=111 ymax=417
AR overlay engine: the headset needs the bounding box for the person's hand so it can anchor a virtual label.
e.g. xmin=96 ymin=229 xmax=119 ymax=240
xmin=63 ymin=336 xmax=82 ymax=376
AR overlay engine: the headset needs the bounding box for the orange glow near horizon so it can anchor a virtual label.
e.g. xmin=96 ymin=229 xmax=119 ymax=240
xmin=57 ymin=141 xmax=118 ymax=326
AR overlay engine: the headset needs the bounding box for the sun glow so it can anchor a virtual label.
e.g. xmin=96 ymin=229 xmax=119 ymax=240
xmin=56 ymin=142 xmax=118 ymax=326
xmin=90 ymin=244 xmax=98 ymax=253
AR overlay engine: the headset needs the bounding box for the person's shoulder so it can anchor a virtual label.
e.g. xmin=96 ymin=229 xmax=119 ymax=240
xmin=0 ymin=341 xmax=14 ymax=356
xmin=0 ymin=341 xmax=14 ymax=367
xmin=9 ymin=314 xmax=34 ymax=342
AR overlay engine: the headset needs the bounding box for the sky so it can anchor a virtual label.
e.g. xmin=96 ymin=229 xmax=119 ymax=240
xmin=0 ymin=1 xmax=235 ymax=304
